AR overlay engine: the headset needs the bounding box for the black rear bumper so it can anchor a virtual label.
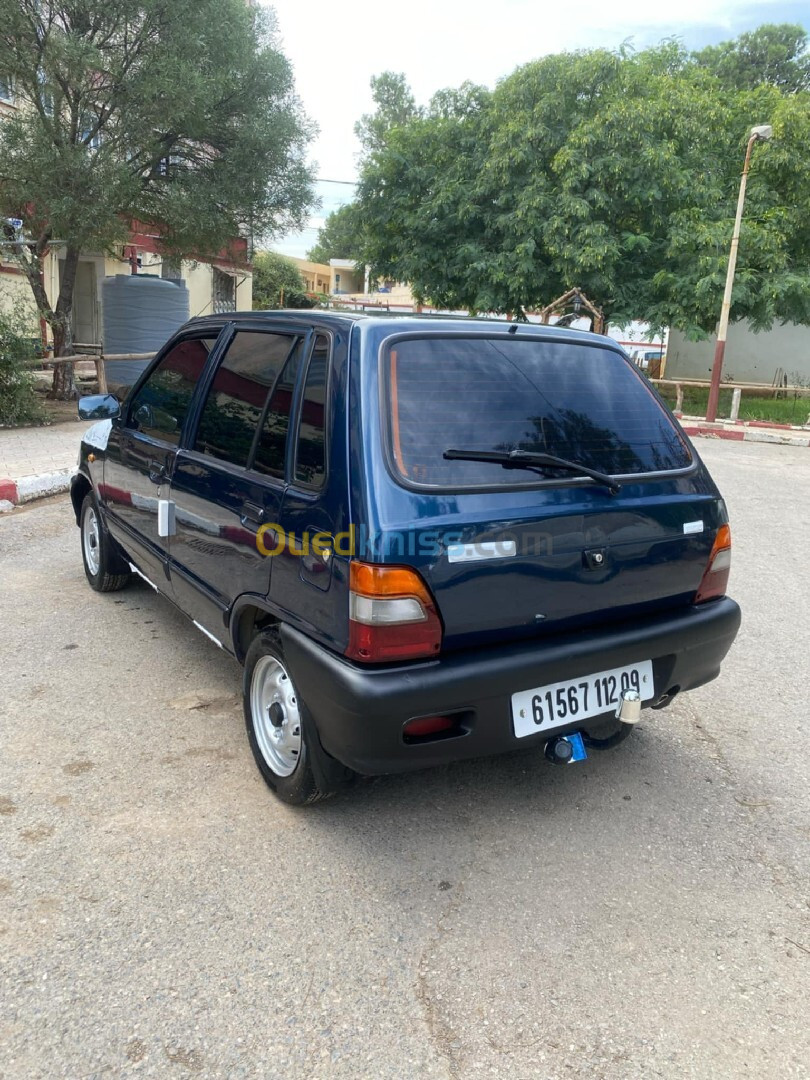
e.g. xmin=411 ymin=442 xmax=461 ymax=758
xmin=282 ymin=598 xmax=741 ymax=776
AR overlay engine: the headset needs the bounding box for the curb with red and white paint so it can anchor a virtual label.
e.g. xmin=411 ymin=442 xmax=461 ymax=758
xmin=0 ymin=468 xmax=74 ymax=511
xmin=677 ymin=416 xmax=810 ymax=447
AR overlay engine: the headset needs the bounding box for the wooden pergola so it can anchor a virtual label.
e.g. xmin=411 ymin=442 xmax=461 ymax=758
xmin=538 ymin=288 xmax=605 ymax=335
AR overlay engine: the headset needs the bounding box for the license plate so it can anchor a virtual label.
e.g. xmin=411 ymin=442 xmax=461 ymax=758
xmin=512 ymin=660 xmax=654 ymax=739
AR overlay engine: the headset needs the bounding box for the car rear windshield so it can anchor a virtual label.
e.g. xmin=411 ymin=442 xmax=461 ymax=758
xmin=385 ymin=335 xmax=691 ymax=489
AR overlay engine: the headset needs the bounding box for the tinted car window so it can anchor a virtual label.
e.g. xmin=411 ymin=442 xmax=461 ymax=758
xmin=129 ymin=337 xmax=217 ymax=445
xmin=294 ymin=335 xmax=328 ymax=487
xmin=386 ymin=336 xmax=691 ymax=489
xmin=195 ymin=332 xmax=294 ymax=468
xmin=252 ymin=342 xmax=303 ymax=478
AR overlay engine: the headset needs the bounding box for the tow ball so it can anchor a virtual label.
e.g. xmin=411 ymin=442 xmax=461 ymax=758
xmin=545 ymin=689 xmax=643 ymax=764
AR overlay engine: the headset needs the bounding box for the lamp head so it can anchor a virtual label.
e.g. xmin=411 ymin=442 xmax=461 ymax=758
xmin=750 ymin=124 xmax=773 ymax=141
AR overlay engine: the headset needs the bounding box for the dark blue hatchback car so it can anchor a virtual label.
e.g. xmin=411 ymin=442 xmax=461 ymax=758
xmin=71 ymin=312 xmax=741 ymax=803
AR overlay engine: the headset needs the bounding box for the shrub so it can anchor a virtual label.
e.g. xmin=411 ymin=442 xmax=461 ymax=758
xmin=252 ymin=251 xmax=316 ymax=310
xmin=0 ymin=305 xmax=46 ymax=426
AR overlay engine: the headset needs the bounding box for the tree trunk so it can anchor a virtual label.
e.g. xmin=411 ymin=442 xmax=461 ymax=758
xmin=50 ymin=245 xmax=81 ymax=399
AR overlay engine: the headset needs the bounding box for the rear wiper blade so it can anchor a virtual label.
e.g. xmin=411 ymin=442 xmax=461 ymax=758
xmin=443 ymin=448 xmax=622 ymax=494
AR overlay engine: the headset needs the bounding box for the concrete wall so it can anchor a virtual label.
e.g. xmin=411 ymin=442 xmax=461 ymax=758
xmin=0 ymin=268 xmax=37 ymax=327
xmin=666 ymin=322 xmax=810 ymax=385
xmin=288 ymin=257 xmax=330 ymax=294
xmin=141 ymin=254 xmax=252 ymax=319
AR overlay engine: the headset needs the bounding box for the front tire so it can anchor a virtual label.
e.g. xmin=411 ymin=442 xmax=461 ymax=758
xmin=243 ymin=629 xmax=330 ymax=806
xmin=80 ymin=494 xmax=130 ymax=593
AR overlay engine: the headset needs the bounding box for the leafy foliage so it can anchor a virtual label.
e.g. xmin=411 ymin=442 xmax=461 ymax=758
xmin=0 ymin=305 xmax=46 ymax=426
xmin=355 ymin=71 xmax=422 ymax=157
xmin=306 ymin=204 xmax=363 ymax=265
xmin=0 ymin=0 xmax=315 ymax=391
xmin=694 ymin=23 xmax=810 ymax=93
xmin=252 ymin=251 xmax=314 ymax=309
xmin=354 ymin=30 xmax=810 ymax=333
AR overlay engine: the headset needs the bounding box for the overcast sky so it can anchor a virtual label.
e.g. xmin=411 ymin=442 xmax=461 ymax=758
xmin=267 ymin=0 xmax=808 ymax=257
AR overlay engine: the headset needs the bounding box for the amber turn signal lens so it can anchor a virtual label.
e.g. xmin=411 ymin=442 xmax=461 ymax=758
xmin=695 ymin=524 xmax=732 ymax=604
xmin=349 ymin=561 xmax=434 ymax=603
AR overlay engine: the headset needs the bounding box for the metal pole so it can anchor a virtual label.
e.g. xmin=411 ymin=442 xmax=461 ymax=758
xmin=706 ymin=134 xmax=756 ymax=422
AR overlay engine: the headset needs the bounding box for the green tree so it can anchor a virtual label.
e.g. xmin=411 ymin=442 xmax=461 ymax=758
xmin=355 ymin=71 xmax=421 ymax=157
xmin=252 ymin=251 xmax=313 ymax=309
xmin=356 ymin=80 xmax=494 ymax=311
xmin=0 ymin=303 xmax=46 ymax=426
xmin=695 ymin=23 xmax=810 ymax=93
xmin=0 ymin=0 xmax=314 ymax=396
xmin=306 ymin=203 xmax=363 ymax=265
xmin=355 ymin=36 xmax=810 ymax=334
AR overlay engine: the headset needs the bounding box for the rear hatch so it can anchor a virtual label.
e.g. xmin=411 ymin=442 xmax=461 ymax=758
xmin=376 ymin=331 xmax=723 ymax=650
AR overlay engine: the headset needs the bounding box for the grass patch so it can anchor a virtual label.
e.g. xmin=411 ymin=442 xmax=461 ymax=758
xmin=656 ymin=384 xmax=810 ymax=425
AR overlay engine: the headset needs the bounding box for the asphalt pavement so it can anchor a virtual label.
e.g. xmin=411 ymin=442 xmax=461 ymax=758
xmin=0 ymin=439 xmax=808 ymax=1079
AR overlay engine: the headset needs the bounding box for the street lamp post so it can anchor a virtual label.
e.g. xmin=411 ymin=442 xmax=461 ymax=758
xmin=705 ymin=124 xmax=773 ymax=423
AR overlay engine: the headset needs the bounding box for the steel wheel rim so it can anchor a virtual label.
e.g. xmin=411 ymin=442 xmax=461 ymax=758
xmin=83 ymin=505 xmax=101 ymax=576
xmin=251 ymin=655 xmax=302 ymax=778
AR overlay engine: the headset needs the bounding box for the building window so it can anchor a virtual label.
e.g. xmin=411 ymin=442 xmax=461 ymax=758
xmin=212 ymin=267 xmax=236 ymax=313
xmin=161 ymin=258 xmax=183 ymax=283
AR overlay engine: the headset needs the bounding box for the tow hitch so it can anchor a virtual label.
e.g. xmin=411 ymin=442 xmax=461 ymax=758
xmin=545 ymin=731 xmax=587 ymax=765
xmin=548 ymin=690 xmax=644 ymax=763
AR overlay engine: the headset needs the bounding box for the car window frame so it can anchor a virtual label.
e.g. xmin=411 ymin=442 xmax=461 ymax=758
xmin=187 ymin=326 xmax=304 ymax=473
xmin=377 ymin=330 xmax=696 ymax=496
xmin=243 ymin=327 xmax=313 ymax=484
xmin=176 ymin=321 xmax=315 ymax=486
xmin=123 ymin=325 xmax=230 ymax=449
xmin=289 ymin=330 xmax=332 ymax=492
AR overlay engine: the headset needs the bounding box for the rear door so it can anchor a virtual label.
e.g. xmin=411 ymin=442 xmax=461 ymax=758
xmin=268 ymin=333 xmax=339 ymax=639
xmin=168 ymin=325 xmax=309 ymax=637
xmin=375 ymin=332 xmax=723 ymax=650
xmin=102 ymin=333 xmax=220 ymax=586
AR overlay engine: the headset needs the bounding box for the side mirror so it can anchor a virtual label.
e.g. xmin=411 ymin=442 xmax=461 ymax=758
xmin=78 ymin=394 xmax=120 ymax=421
xmin=133 ymin=402 xmax=154 ymax=429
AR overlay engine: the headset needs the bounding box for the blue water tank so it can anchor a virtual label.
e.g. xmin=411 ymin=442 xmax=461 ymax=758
xmin=102 ymin=274 xmax=189 ymax=389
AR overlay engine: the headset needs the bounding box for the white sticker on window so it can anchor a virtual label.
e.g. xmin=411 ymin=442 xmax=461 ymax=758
xmin=683 ymin=520 xmax=704 ymax=535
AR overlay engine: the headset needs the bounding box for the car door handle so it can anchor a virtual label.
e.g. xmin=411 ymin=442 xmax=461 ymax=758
xmin=148 ymin=460 xmax=168 ymax=485
xmin=241 ymin=500 xmax=266 ymax=525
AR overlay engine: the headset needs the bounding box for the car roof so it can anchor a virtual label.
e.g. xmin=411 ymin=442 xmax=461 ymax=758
xmin=183 ymin=310 xmax=617 ymax=350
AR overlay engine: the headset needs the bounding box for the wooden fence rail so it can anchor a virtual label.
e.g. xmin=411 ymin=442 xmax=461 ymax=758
xmin=24 ymin=352 xmax=154 ymax=395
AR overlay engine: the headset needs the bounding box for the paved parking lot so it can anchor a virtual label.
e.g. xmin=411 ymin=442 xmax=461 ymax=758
xmin=1 ymin=439 xmax=808 ymax=1079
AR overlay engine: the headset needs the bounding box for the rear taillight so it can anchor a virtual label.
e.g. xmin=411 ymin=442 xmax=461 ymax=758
xmin=695 ymin=524 xmax=732 ymax=603
xmin=346 ymin=562 xmax=442 ymax=663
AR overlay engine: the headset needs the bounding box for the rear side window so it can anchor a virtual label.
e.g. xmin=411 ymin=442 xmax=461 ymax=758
xmin=129 ymin=336 xmax=217 ymax=445
xmin=194 ymin=332 xmax=295 ymax=468
xmin=293 ymin=334 xmax=328 ymax=487
xmin=252 ymin=342 xmax=303 ymax=478
xmin=386 ymin=336 xmax=691 ymax=489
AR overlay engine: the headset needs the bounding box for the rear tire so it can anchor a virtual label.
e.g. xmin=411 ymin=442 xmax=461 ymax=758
xmin=80 ymin=494 xmax=130 ymax=593
xmin=243 ymin=628 xmax=331 ymax=806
